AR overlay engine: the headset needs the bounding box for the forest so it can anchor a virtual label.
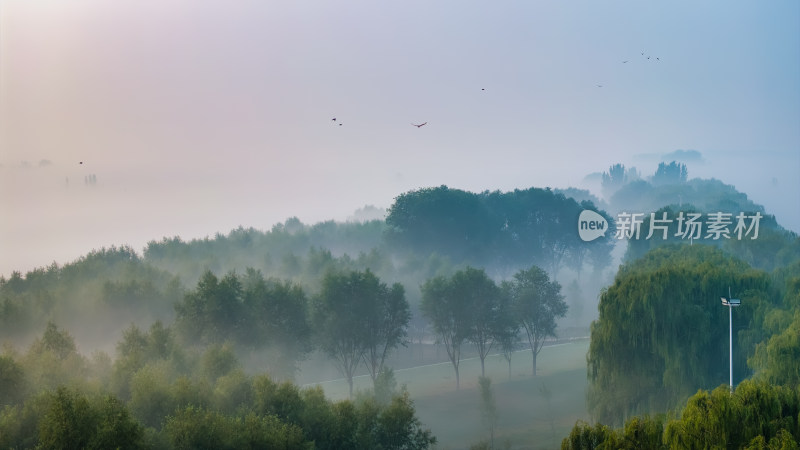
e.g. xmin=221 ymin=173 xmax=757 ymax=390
xmin=2 ymin=164 xmax=799 ymax=448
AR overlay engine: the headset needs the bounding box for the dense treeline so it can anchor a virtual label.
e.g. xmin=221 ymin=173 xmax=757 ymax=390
xmin=587 ymin=245 xmax=786 ymax=425
xmin=0 ymin=322 xmax=436 ymax=449
xmin=0 ymin=247 xmax=182 ymax=346
xmin=623 ymin=205 xmax=798 ymax=272
xmin=386 ymin=186 xmax=615 ymax=277
xmin=562 ymin=381 xmax=800 ymax=449
xmin=577 ymin=240 xmax=800 ymax=447
xmin=2 ymin=177 xmax=798 ymax=447
xmin=1 ymin=254 xmax=576 ymax=446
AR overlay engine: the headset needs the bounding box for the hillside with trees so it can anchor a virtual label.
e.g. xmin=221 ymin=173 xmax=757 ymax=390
xmin=1 ymin=175 xmax=799 ymax=448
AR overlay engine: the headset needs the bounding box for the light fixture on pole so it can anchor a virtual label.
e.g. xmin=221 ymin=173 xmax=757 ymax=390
xmin=721 ymin=287 xmax=740 ymax=393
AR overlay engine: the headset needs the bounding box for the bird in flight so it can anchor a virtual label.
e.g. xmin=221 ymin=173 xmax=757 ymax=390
xmin=331 ymin=117 xmax=337 ymax=122
xmin=412 ymin=122 xmax=427 ymax=128
xmin=622 ymin=60 xmax=629 ymax=63
xmin=79 ymin=162 xmax=83 ymax=165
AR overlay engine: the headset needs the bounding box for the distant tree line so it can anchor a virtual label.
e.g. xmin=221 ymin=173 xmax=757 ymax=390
xmin=386 ymin=185 xmax=615 ymax=277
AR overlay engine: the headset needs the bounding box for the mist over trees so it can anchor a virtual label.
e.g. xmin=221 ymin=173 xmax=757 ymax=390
xmin=585 ymin=243 xmax=798 ymax=427
xmin=503 ymin=266 xmax=568 ymax=377
xmin=385 ymin=185 xmax=615 ymax=278
xmin=2 ymin=171 xmax=799 ymax=447
xmin=311 ymin=269 xmax=410 ymax=397
xmin=0 ymin=321 xmax=437 ymax=449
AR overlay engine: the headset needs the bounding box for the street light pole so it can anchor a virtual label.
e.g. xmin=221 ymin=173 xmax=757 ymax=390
xmin=721 ymin=287 xmax=741 ymax=393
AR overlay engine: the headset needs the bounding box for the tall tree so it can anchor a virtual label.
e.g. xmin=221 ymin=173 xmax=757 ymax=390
xmin=312 ymin=270 xmax=405 ymax=397
xmin=361 ymin=281 xmax=411 ymax=385
xmin=174 ymin=270 xmax=245 ymax=345
xmin=586 ymin=245 xmax=773 ymax=426
xmin=241 ymin=268 xmax=312 ymax=376
xmin=420 ymin=273 xmax=474 ymax=389
xmin=459 ymin=267 xmax=512 ymax=377
xmin=651 ymin=160 xmax=688 ymax=186
xmin=503 ymin=266 xmax=567 ymax=377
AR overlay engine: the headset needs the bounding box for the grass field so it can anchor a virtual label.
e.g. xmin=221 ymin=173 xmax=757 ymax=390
xmin=303 ymin=339 xmax=590 ymax=449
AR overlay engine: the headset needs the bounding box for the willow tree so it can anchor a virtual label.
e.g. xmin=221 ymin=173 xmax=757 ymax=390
xmin=587 ymin=244 xmax=774 ymax=426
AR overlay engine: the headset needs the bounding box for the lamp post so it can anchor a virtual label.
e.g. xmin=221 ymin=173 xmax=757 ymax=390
xmin=721 ymin=288 xmax=740 ymax=393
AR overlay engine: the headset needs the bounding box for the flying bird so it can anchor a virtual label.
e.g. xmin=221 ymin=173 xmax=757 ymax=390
xmin=79 ymin=162 xmax=83 ymax=165
xmin=412 ymin=122 xmax=427 ymax=128
xmin=331 ymin=117 xmax=337 ymax=122
xmin=622 ymin=60 xmax=629 ymax=63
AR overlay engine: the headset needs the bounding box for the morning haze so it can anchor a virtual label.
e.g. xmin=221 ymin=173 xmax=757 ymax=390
xmin=0 ymin=2 xmax=798 ymax=448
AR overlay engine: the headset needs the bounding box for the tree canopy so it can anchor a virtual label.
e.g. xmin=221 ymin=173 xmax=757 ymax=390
xmin=587 ymin=244 xmax=775 ymax=425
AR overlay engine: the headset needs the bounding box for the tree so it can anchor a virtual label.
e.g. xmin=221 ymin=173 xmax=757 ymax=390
xmin=241 ymin=268 xmax=312 ymax=376
xmin=361 ymin=281 xmax=411 ymax=385
xmin=749 ymin=310 xmax=800 ymax=386
xmin=651 ymin=161 xmax=687 ymax=186
xmin=175 ymin=270 xmax=245 ymax=345
xmin=601 ymin=163 xmax=635 ymax=199
xmin=420 ymin=272 xmax=475 ymax=389
xmin=0 ymin=354 xmax=26 ymax=406
xmin=586 ymin=245 xmax=773 ymax=425
xmin=312 ymin=270 xmax=400 ymax=397
xmin=503 ymin=266 xmax=567 ymax=377
xmin=38 ymin=387 xmax=145 ymax=450
xmin=460 ymin=267 xmax=511 ymax=377
xmin=663 ymin=381 xmax=799 ymax=449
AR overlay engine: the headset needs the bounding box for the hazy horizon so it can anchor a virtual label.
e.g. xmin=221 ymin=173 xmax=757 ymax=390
xmin=2 ymin=1 xmax=798 ymax=277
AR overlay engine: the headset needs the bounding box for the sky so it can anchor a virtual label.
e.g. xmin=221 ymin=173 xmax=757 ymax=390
xmin=1 ymin=1 xmax=799 ymax=277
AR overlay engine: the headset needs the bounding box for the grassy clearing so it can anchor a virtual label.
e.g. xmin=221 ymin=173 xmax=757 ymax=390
xmin=304 ymin=340 xmax=590 ymax=449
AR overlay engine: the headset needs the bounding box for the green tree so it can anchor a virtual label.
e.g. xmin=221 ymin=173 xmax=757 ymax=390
xmin=164 ymin=405 xmax=310 ymax=450
xmin=361 ymin=280 xmax=410 ymax=385
xmin=461 ymin=268 xmax=510 ymax=377
xmin=664 ymin=381 xmax=800 ymax=449
xmin=312 ymin=270 xmax=391 ymax=397
xmin=421 ymin=272 xmax=475 ymax=389
xmin=241 ymin=268 xmax=311 ymax=375
xmin=175 ymin=270 xmax=245 ymax=345
xmin=38 ymin=387 xmax=145 ymax=450
xmin=503 ymin=266 xmax=567 ymax=377
xmin=651 ymin=161 xmax=688 ymax=186
xmin=0 ymin=353 xmax=26 ymax=406
xmin=587 ymin=245 xmax=773 ymax=425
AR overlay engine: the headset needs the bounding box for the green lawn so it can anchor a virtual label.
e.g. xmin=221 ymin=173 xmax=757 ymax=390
xmin=304 ymin=340 xmax=590 ymax=449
